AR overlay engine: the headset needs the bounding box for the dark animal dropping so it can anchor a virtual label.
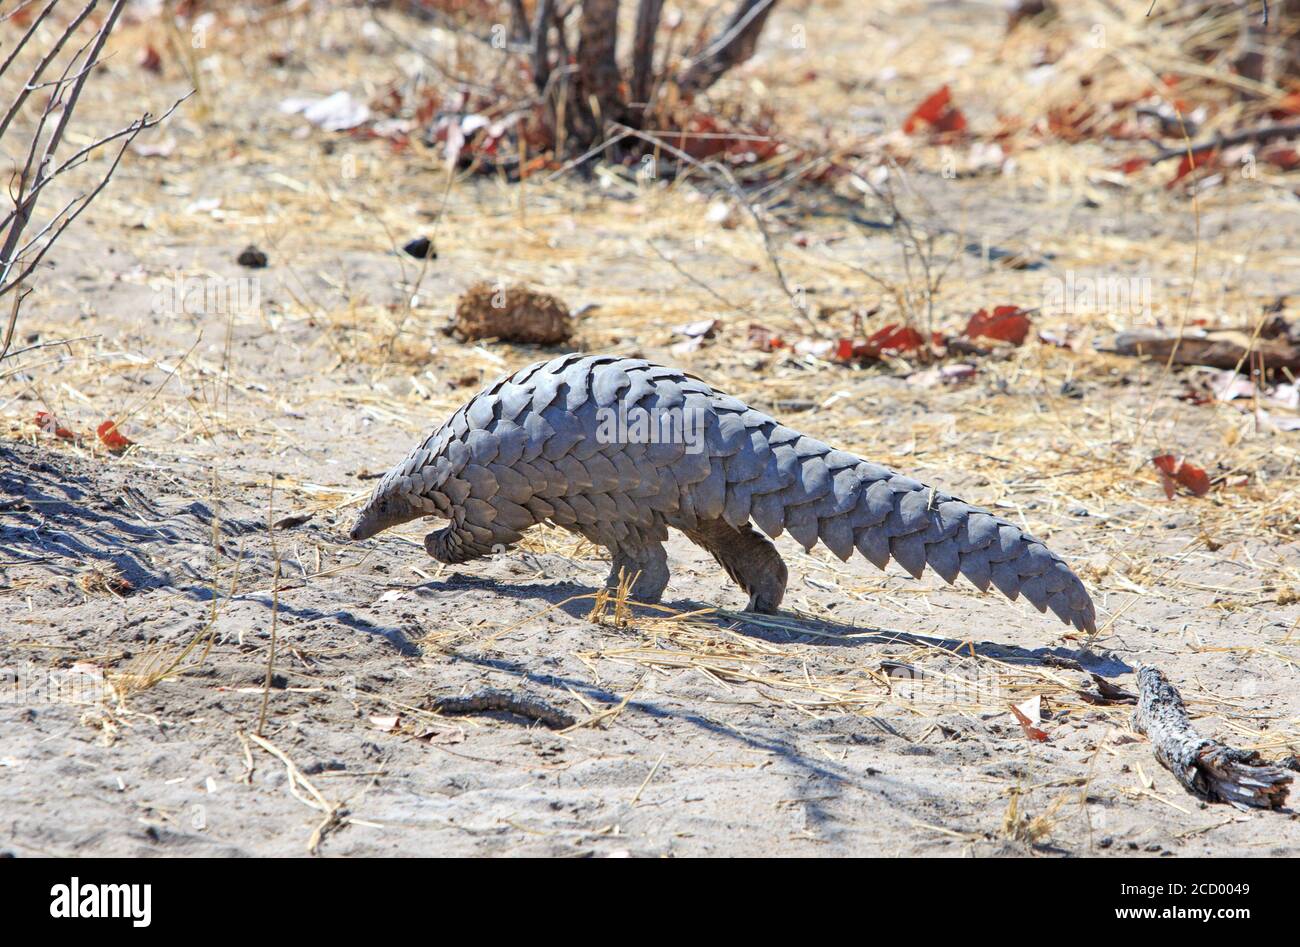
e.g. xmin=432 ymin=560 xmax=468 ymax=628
xmin=237 ymin=244 xmax=268 ymax=268
xmin=402 ymin=236 xmax=437 ymax=259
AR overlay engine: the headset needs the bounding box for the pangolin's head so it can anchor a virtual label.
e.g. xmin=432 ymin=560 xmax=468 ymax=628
xmin=348 ymin=467 xmax=428 ymax=541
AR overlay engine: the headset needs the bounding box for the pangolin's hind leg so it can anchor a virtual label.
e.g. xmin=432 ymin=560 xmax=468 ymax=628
xmin=685 ymin=517 xmax=789 ymax=614
xmin=606 ymin=540 xmax=670 ymax=604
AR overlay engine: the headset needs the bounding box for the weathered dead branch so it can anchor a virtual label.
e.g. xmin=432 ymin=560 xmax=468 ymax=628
xmin=1132 ymin=665 xmax=1292 ymax=810
xmin=431 ymin=689 xmax=577 ymax=729
xmin=1101 ymin=328 xmax=1300 ymax=373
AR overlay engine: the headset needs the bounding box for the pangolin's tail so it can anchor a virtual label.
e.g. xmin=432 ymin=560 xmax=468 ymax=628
xmin=710 ymin=413 xmax=1097 ymax=633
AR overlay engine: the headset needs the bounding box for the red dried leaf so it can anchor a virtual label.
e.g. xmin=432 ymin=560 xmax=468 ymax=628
xmin=1152 ymin=454 xmax=1211 ymax=498
xmin=903 ymin=86 xmax=952 ymax=134
xmin=1114 ymin=156 xmax=1148 ymax=175
xmin=35 ymin=412 xmax=75 ymax=440
xmin=866 ymin=323 xmax=924 ymax=353
xmin=964 ymin=305 xmax=1031 ymax=345
xmin=138 ymin=44 xmax=163 ymax=74
xmin=1009 ymin=703 xmax=1050 ymax=742
xmin=1167 ymin=149 xmax=1218 ymax=189
xmin=96 ymin=420 xmax=133 ymax=452
xmin=902 ymin=86 xmax=966 ymax=139
xmin=1270 ymin=90 xmax=1300 ymax=119
xmin=833 ymin=324 xmax=929 ymax=363
xmin=1261 ymin=146 xmax=1300 ymax=172
xmin=932 ymin=106 xmax=967 ymax=135
xmin=1045 ymin=102 xmax=1096 ymax=142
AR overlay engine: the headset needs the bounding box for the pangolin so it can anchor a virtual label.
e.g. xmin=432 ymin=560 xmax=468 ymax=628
xmin=350 ymin=353 xmax=1096 ymax=632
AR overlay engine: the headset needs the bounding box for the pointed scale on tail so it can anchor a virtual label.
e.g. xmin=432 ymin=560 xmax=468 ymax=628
xmin=350 ymin=353 xmax=1097 ymax=632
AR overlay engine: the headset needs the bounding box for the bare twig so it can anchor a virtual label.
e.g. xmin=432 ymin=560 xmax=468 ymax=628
xmin=1148 ymin=119 xmax=1300 ymax=164
xmin=679 ymin=0 xmax=781 ymax=94
xmin=0 ymin=0 xmax=60 ymax=81
xmin=431 ymin=688 xmax=576 ymax=729
xmin=0 ymin=0 xmax=182 ymax=363
xmin=612 ymin=122 xmax=822 ymax=335
xmin=257 ymin=476 xmax=282 ymax=736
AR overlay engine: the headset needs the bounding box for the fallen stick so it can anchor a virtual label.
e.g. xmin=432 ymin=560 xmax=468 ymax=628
xmin=1078 ymin=672 xmax=1136 ymax=706
xmin=1148 ymin=119 xmax=1300 ymax=165
xmin=1100 ymin=329 xmax=1300 ymax=373
xmin=1132 ymin=666 xmax=1292 ymax=811
xmin=431 ymin=689 xmax=576 ymax=730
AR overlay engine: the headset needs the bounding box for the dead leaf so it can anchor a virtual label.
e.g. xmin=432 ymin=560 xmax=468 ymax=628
xmin=35 ymin=411 xmax=75 ymax=440
xmin=902 ymin=85 xmax=967 ymax=137
xmin=1152 ymin=454 xmax=1211 ymax=498
xmin=964 ymin=305 xmax=1031 ymax=345
xmin=835 ymin=323 xmax=928 ymax=363
xmin=1009 ymin=702 xmax=1050 ymax=742
xmin=280 ymin=91 xmax=371 ymax=132
xmin=1260 ymin=145 xmax=1300 ymax=172
xmin=748 ymin=323 xmax=785 ymax=352
xmin=138 ymin=44 xmax=162 ymax=74
xmin=1077 ymin=673 xmax=1137 ymax=706
xmin=96 ymin=420 xmax=133 ymax=453
xmin=368 ymin=715 xmax=401 ymax=732
xmin=1014 ymin=694 xmax=1042 ymax=724
xmin=1167 ymin=148 xmax=1218 ymax=189
xmin=671 ymin=318 xmax=719 ymax=339
xmin=908 ymin=363 xmax=977 ymax=387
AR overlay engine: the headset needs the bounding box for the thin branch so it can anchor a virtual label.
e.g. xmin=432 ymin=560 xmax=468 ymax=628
xmin=0 ymin=0 xmax=124 ymax=297
xmin=612 ymin=122 xmax=821 ymax=336
xmin=0 ymin=0 xmax=98 ymax=143
xmin=1148 ymin=119 xmax=1300 ymax=164
xmin=0 ymin=0 xmax=60 ymax=80
xmin=0 ymin=287 xmax=32 ymax=362
xmin=630 ymin=0 xmax=665 ymax=118
xmin=678 ymin=0 xmax=780 ymax=95
xmin=1 ymin=117 xmax=141 ymax=296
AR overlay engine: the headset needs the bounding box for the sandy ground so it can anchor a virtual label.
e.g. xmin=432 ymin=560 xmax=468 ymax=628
xmin=1 ymin=0 xmax=1299 ymax=856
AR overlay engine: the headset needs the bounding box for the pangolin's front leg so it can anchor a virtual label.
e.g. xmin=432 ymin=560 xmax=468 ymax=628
xmin=685 ymin=518 xmax=788 ymax=614
xmin=424 ymin=522 xmax=501 ymax=564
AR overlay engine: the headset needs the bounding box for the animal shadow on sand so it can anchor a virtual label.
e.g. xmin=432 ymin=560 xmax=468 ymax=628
xmin=418 ymin=567 xmax=1130 ymax=678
